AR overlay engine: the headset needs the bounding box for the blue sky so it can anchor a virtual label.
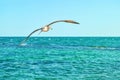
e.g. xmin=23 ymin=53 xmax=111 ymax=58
xmin=0 ymin=0 xmax=120 ymax=36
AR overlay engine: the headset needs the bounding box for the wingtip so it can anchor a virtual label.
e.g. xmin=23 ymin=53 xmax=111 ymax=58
xmin=64 ymin=20 xmax=80 ymax=24
xmin=73 ymin=22 xmax=80 ymax=24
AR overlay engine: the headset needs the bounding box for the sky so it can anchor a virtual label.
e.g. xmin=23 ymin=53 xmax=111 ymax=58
xmin=0 ymin=0 xmax=120 ymax=37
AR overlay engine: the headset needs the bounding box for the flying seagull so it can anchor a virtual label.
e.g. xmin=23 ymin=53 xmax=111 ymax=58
xmin=20 ymin=20 xmax=79 ymax=45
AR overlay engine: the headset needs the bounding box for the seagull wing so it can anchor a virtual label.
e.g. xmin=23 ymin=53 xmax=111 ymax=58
xmin=64 ymin=20 xmax=80 ymax=24
xmin=20 ymin=28 xmax=42 ymax=45
xmin=47 ymin=20 xmax=80 ymax=26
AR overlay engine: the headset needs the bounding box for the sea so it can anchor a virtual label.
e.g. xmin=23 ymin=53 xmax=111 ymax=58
xmin=0 ymin=37 xmax=120 ymax=80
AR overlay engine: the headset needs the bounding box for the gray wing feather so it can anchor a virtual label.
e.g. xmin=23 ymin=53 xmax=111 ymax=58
xmin=20 ymin=28 xmax=41 ymax=45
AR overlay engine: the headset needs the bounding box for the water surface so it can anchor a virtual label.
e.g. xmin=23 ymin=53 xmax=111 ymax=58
xmin=0 ymin=37 xmax=120 ymax=80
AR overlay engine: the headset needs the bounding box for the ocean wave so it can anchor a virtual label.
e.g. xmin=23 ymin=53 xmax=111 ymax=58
xmin=0 ymin=42 xmax=119 ymax=50
xmin=18 ymin=43 xmax=120 ymax=50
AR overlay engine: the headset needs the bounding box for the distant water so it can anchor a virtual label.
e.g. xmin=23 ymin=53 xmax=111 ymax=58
xmin=0 ymin=37 xmax=120 ymax=80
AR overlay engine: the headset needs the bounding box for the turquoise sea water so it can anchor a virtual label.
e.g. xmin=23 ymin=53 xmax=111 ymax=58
xmin=0 ymin=37 xmax=120 ymax=80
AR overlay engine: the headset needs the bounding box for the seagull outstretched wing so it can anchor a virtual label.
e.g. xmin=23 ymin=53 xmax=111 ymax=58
xmin=20 ymin=28 xmax=42 ymax=45
xmin=47 ymin=20 xmax=79 ymax=26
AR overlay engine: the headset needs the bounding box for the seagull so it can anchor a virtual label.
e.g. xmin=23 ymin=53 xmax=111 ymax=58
xmin=19 ymin=20 xmax=79 ymax=45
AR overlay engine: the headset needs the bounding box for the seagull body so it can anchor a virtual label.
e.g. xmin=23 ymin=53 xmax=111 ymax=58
xmin=41 ymin=26 xmax=51 ymax=32
xmin=19 ymin=20 xmax=79 ymax=45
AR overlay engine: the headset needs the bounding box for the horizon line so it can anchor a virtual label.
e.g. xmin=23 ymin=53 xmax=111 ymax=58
xmin=0 ymin=36 xmax=120 ymax=37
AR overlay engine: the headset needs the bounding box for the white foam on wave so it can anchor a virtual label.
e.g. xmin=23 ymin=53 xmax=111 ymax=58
xmin=90 ymin=46 xmax=118 ymax=50
xmin=19 ymin=43 xmax=27 ymax=46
